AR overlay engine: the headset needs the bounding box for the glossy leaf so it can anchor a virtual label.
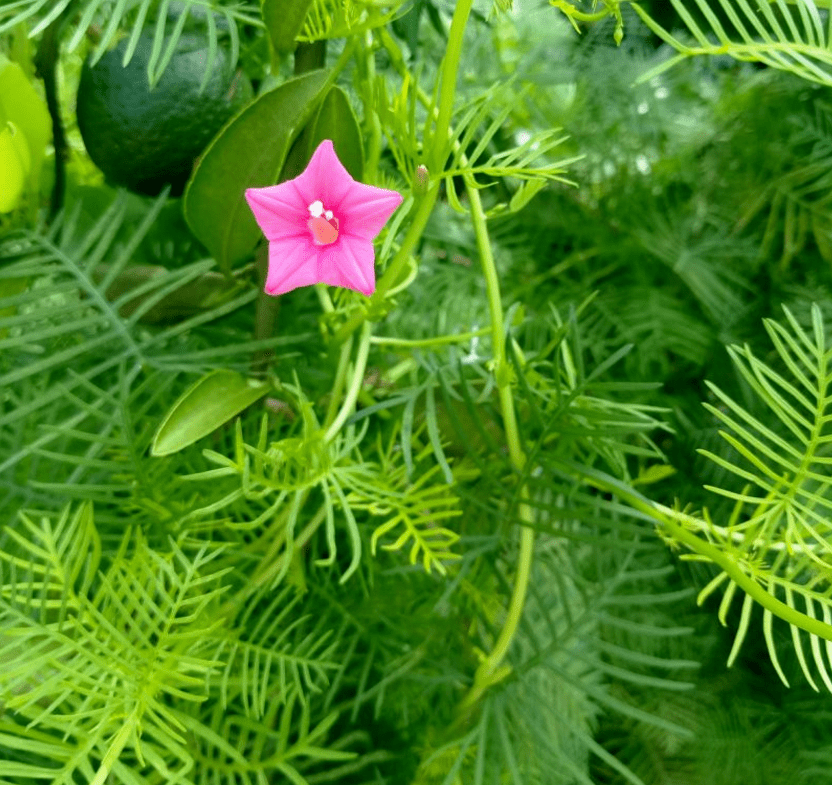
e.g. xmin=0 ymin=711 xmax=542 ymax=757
xmin=262 ymin=0 xmax=313 ymax=53
xmin=279 ymin=85 xmax=364 ymax=184
xmin=151 ymin=370 xmax=268 ymax=457
xmin=183 ymin=69 xmax=330 ymax=271
xmin=309 ymin=85 xmax=364 ymax=181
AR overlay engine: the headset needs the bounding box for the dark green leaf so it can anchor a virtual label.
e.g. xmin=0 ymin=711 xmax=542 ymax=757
xmin=280 ymin=85 xmax=363 ymax=184
xmin=262 ymin=0 xmax=314 ymax=54
xmin=309 ymin=86 xmax=364 ymax=181
xmin=183 ymin=69 xmax=330 ymax=271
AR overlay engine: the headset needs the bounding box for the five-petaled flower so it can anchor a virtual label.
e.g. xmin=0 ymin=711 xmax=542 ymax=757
xmin=245 ymin=140 xmax=403 ymax=297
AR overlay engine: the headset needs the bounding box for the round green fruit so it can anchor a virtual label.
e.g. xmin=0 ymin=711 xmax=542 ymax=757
xmin=76 ymin=33 xmax=253 ymax=196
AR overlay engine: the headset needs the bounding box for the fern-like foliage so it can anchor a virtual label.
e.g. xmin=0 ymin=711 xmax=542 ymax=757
xmin=592 ymin=286 xmax=714 ymax=374
xmin=568 ymin=303 xmax=832 ymax=694
xmin=299 ymin=0 xmax=405 ymax=42
xmin=629 ymin=205 xmax=753 ymax=331
xmin=0 ymin=0 xmax=260 ymax=84
xmin=0 ymin=193 xmax=309 ymax=513
xmin=0 ymin=503 xmax=373 ymax=784
xmin=440 ymin=83 xmax=579 ymax=215
xmin=630 ymin=0 xmax=832 ymax=88
xmin=416 ymin=539 xmax=698 ymax=785
xmin=0 ymin=503 xmax=227 ymax=784
xmin=693 ymin=303 xmax=832 ymax=688
xmin=206 ymin=586 xmax=341 ymax=719
xmin=178 ymin=380 xmax=463 ymax=584
xmin=731 ymin=89 xmax=832 ymax=268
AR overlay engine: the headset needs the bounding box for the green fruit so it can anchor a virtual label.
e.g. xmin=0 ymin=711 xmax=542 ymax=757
xmin=76 ymin=33 xmax=253 ymax=196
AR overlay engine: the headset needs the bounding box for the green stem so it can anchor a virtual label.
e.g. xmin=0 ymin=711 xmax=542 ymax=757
xmin=251 ymin=245 xmax=280 ymax=378
xmin=551 ymin=0 xmax=610 ymax=23
xmin=457 ymin=487 xmax=535 ymax=715
xmin=388 ymin=0 xmax=536 ymax=717
xmin=370 ymin=326 xmax=490 ymax=348
xmin=315 ymin=283 xmax=335 ymax=314
xmin=34 ymin=13 xmax=68 ymax=221
xmin=248 ymin=502 xmax=327 ymax=594
xmin=431 ymin=0 xmax=473 ymax=173
xmin=375 ymin=183 xmax=439 ymax=299
xmin=453 ymin=179 xmax=535 ymax=718
xmin=362 ymin=30 xmax=382 ymax=183
xmin=570 ymin=461 xmax=832 ymax=643
xmin=325 ymin=320 xmax=372 ymax=442
xmin=324 ymin=332 xmax=354 ymax=429
xmin=333 ymin=181 xmax=440 ymax=343
xmin=335 ymin=0 xmax=472 ymax=342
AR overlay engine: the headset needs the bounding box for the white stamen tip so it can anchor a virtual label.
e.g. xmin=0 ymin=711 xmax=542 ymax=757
xmin=324 ymin=210 xmax=333 ymax=220
xmin=308 ymin=200 xmax=324 ymax=217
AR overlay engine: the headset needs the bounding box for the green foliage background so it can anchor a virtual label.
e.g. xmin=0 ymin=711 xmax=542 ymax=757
xmin=4 ymin=0 xmax=832 ymax=783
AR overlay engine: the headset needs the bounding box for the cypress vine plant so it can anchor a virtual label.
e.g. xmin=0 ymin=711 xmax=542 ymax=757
xmin=3 ymin=0 xmax=832 ymax=783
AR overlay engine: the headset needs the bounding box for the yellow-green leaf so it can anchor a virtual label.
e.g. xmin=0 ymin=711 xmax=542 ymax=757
xmin=508 ymin=177 xmax=546 ymax=213
xmin=0 ymin=122 xmax=29 ymax=213
xmin=0 ymin=54 xmax=49 ymax=193
xmin=632 ymin=464 xmax=677 ymax=487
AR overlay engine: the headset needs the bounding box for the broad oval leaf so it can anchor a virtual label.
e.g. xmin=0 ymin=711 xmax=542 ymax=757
xmin=262 ymin=0 xmax=313 ymax=53
xmin=309 ymin=86 xmax=363 ymax=180
xmin=183 ymin=69 xmax=330 ymax=271
xmin=279 ymin=84 xmax=363 ymax=184
xmin=152 ymin=370 xmax=268 ymax=456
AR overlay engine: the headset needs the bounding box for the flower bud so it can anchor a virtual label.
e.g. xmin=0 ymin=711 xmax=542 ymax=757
xmin=414 ymin=164 xmax=429 ymax=195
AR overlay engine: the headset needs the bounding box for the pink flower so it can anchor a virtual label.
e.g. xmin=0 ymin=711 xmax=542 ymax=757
xmin=245 ymin=140 xmax=403 ymax=297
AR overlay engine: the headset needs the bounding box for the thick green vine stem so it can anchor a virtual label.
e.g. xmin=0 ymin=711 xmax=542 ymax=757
xmin=325 ymin=320 xmax=371 ymax=442
xmin=567 ymin=460 xmax=832 ymax=643
xmin=387 ymin=0 xmax=537 ymax=724
xmin=297 ymin=0 xmax=533 ymax=723
xmin=360 ymin=30 xmax=382 ymax=184
xmin=334 ymin=0 xmax=474 ymax=343
xmin=323 ymin=330 xmax=354 ymax=430
xmin=453 ymin=178 xmax=535 ymax=719
xmin=430 ymin=0 xmax=472 ymax=172
xmin=333 ymin=181 xmax=440 ymax=343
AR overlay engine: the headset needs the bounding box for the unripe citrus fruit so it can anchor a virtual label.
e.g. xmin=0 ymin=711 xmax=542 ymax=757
xmin=76 ymin=33 xmax=253 ymax=196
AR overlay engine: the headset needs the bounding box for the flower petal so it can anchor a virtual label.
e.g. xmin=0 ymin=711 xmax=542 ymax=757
xmin=291 ymin=139 xmax=355 ymax=210
xmin=318 ymin=236 xmax=376 ymax=296
xmin=265 ymin=236 xmax=320 ymax=295
xmin=338 ymin=182 xmax=403 ymax=241
xmin=245 ymin=184 xmax=307 ymax=241
xmin=291 ymin=140 xmax=403 ymax=239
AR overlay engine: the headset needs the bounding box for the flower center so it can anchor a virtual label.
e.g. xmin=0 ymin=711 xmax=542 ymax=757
xmin=307 ymin=200 xmax=339 ymax=245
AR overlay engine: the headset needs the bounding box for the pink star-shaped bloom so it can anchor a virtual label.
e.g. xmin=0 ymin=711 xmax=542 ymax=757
xmin=245 ymin=140 xmax=403 ymax=296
